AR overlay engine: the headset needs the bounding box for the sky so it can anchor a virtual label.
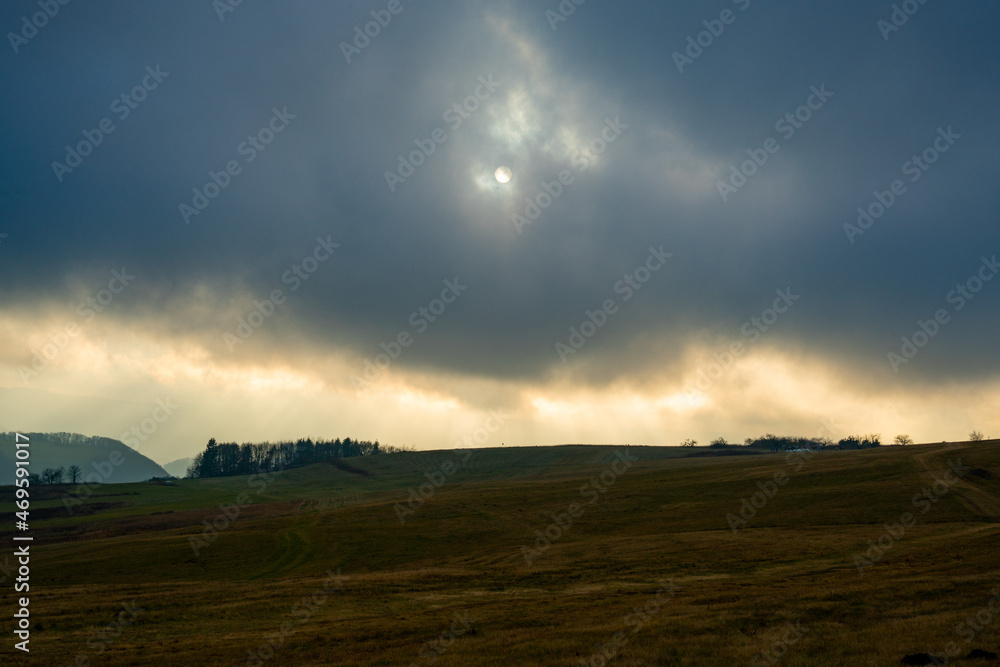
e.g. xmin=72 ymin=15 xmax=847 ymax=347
xmin=1 ymin=0 xmax=998 ymax=465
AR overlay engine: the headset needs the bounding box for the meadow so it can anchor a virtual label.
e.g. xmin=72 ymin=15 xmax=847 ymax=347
xmin=4 ymin=441 xmax=999 ymax=666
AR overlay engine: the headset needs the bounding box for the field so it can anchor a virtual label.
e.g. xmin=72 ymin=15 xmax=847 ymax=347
xmin=4 ymin=441 xmax=1000 ymax=666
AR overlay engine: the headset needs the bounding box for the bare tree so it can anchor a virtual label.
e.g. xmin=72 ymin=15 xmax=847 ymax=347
xmin=969 ymin=431 xmax=986 ymax=442
xmin=67 ymin=464 xmax=82 ymax=484
xmin=893 ymin=435 xmax=914 ymax=446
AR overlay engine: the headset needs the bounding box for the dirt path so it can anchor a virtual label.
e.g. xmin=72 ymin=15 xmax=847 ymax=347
xmin=911 ymin=443 xmax=1000 ymax=519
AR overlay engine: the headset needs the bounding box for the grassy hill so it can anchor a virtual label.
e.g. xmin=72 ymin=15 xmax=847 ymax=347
xmin=2 ymin=442 xmax=998 ymax=665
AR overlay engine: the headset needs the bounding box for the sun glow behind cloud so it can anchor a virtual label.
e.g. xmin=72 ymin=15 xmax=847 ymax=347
xmin=1 ymin=1 xmax=998 ymax=466
xmin=2 ymin=302 xmax=999 ymax=462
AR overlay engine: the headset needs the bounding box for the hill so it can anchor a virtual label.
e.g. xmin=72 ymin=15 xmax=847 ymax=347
xmin=0 ymin=431 xmax=168 ymax=484
xmin=1 ymin=441 xmax=998 ymax=665
xmin=161 ymin=457 xmax=193 ymax=478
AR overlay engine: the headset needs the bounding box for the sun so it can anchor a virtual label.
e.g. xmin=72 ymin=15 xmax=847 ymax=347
xmin=494 ymin=166 xmax=513 ymax=184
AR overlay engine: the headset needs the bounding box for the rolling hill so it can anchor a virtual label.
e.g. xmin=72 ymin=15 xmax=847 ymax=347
xmin=1 ymin=441 xmax=998 ymax=665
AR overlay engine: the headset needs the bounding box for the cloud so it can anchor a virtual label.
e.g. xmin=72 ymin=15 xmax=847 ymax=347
xmin=1 ymin=0 xmax=998 ymax=453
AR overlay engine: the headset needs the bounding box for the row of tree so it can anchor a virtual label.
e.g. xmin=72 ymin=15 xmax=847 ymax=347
xmin=184 ymin=436 xmax=399 ymax=479
xmin=686 ymin=431 xmax=991 ymax=450
xmin=743 ymin=434 xmax=832 ymax=451
xmin=682 ymin=434 xmax=880 ymax=451
xmin=37 ymin=466 xmax=81 ymax=485
xmin=836 ymin=434 xmax=882 ymax=449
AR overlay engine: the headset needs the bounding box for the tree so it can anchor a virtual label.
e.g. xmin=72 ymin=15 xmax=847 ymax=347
xmin=840 ymin=434 xmax=881 ymax=449
xmin=201 ymin=438 xmax=219 ymax=477
xmin=185 ymin=453 xmax=203 ymax=478
xmin=67 ymin=464 xmax=82 ymax=484
xmin=680 ymin=439 xmax=697 ymax=447
xmin=893 ymin=435 xmax=914 ymax=446
xmin=41 ymin=467 xmax=63 ymax=484
xmin=969 ymin=431 xmax=986 ymax=442
xmin=709 ymin=437 xmax=729 ymax=448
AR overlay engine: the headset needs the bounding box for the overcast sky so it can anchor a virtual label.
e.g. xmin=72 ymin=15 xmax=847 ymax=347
xmin=1 ymin=0 xmax=998 ymax=464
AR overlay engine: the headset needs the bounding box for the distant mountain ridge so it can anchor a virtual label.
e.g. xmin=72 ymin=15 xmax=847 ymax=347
xmin=162 ymin=457 xmax=193 ymax=478
xmin=0 ymin=432 xmax=168 ymax=485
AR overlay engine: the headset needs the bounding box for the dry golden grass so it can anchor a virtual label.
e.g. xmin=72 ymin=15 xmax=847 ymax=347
xmin=5 ymin=442 xmax=1000 ymax=665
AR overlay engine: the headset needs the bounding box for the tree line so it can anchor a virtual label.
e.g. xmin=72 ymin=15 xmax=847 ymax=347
xmin=682 ymin=434 xmax=885 ymax=451
xmin=36 ymin=465 xmax=82 ymax=485
xmin=184 ymin=436 xmax=402 ymax=479
xmin=693 ymin=431 xmax=991 ymax=450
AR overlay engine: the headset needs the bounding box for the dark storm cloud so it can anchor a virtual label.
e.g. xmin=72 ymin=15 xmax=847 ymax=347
xmin=1 ymin=0 xmax=998 ymax=387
